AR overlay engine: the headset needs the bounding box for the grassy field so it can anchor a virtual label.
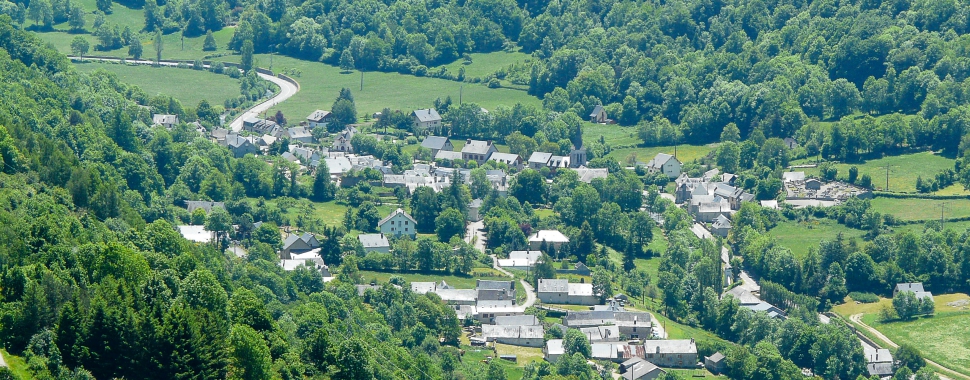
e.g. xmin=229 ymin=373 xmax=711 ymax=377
xmin=460 ymin=346 xmax=525 ymax=379
xmin=75 ymin=62 xmax=242 ymax=107
xmin=607 ymin=144 xmax=716 ymax=165
xmin=2 ymin=350 xmax=30 ymax=379
xmin=892 ymin=220 xmax=970 ymax=235
xmin=440 ymin=51 xmax=533 ymax=79
xmin=768 ymin=219 xmax=865 ymax=259
xmin=855 ymin=293 xmax=970 ymax=377
xmin=801 ymin=152 xmax=960 ymax=194
xmin=583 ymin=122 xmax=641 ymax=147
xmin=870 ymin=197 xmax=970 ymax=221
xmin=220 ymin=54 xmax=542 ymax=121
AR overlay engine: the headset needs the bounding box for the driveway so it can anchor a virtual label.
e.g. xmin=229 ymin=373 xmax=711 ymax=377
xmin=68 ymin=56 xmax=300 ymax=133
xmin=465 ymin=220 xmax=486 ymax=253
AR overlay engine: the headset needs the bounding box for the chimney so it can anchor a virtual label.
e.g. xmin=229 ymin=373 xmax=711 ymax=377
xmin=466 ymin=139 xmax=472 ymax=144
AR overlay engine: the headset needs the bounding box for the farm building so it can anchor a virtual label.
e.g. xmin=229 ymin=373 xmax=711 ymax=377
xmin=481 ymin=325 xmax=544 ymax=347
xmin=545 ymin=339 xmax=564 ymax=363
xmin=537 ymin=279 xmax=599 ymax=305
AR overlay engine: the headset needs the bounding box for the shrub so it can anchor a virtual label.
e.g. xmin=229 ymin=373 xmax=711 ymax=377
xmin=849 ymin=292 xmax=879 ymax=303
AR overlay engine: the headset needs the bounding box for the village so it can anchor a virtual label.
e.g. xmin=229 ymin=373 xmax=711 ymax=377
xmin=161 ymin=105 xmax=918 ymax=380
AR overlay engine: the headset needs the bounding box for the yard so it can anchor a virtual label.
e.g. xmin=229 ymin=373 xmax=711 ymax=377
xmin=870 ymin=197 xmax=970 ymax=222
xmin=850 ymin=293 xmax=970 ymax=377
xmin=606 ymin=144 xmax=717 ymax=166
xmin=221 ymin=54 xmax=543 ymax=121
xmin=439 ymin=51 xmax=533 ymax=80
xmin=459 ymin=345 xmax=525 ymax=379
xmin=75 ymin=62 xmax=243 ymax=107
xmin=768 ymin=219 xmax=865 ymax=259
xmin=800 ymin=151 xmax=961 ymax=194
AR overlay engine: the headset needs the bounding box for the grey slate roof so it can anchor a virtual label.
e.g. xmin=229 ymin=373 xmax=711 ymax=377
xmin=379 ymin=208 xmax=417 ymax=226
xmin=413 ymin=108 xmax=442 ymax=122
xmin=435 ymin=150 xmax=463 ymax=160
xmin=708 ymin=352 xmax=725 ymax=363
xmin=461 ymin=140 xmax=494 ymax=155
xmin=307 ymin=110 xmax=331 ymax=122
xmin=589 ymin=105 xmax=604 ymax=118
xmin=713 ymin=214 xmax=732 ymax=229
xmin=529 ymin=152 xmax=553 ymax=164
xmin=358 ymin=233 xmax=390 ymax=249
xmin=493 ymin=315 xmax=539 ymax=326
xmin=421 ymin=136 xmax=451 ymax=150
xmin=537 ymin=279 xmax=568 ymax=293
xmin=646 ymin=153 xmax=676 ymax=169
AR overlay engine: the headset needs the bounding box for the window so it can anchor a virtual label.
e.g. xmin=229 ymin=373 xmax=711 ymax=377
xmin=405 ymin=221 xmax=409 ymax=225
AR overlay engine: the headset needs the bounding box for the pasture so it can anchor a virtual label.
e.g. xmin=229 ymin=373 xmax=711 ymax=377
xmin=768 ymin=219 xmax=865 ymax=259
xmin=607 ymin=144 xmax=716 ymax=165
xmin=222 ymin=54 xmax=542 ymax=120
xmin=75 ymin=62 xmax=242 ymax=107
xmin=870 ymin=197 xmax=970 ymax=221
xmin=802 ymin=152 xmax=959 ymax=194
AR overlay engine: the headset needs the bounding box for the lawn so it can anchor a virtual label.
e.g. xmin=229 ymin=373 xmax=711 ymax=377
xmin=251 ymin=198 xmax=399 ymax=231
xmin=221 ymin=54 xmax=542 ymax=121
xmin=75 ymin=62 xmax=243 ymax=107
xmin=892 ymin=220 xmax=970 ymax=235
xmin=768 ymin=219 xmax=865 ymax=259
xmin=607 ymin=144 xmax=716 ymax=165
xmin=870 ymin=197 xmax=970 ymax=221
xmin=493 ymin=342 xmax=545 ymax=365
xmin=460 ymin=346 xmax=525 ymax=379
xmin=439 ymin=51 xmax=533 ymax=79
xmin=358 ymin=270 xmax=510 ymax=289
xmin=801 ymin=152 xmax=960 ymax=194
xmin=860 ymin=293 xmax=970 ymax=377
xmin=2 ymin=350 xmax=30 ymax=380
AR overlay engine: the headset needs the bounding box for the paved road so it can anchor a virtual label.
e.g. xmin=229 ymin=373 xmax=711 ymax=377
xmin=465 ymin=220 xmax=486 ymax=253
xmin=68 ymin=56 xmax=300 ymax=133
xmin=851 ymin=314 xmax=967 ymax=380
xmin=488 ymin=254 xmax=537 ymax=310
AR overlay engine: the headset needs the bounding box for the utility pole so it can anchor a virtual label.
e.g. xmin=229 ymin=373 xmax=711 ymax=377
xmin=459 ymin=85 xmax=463 ymax=105
xmin=360 ymin=71 xmax=364 ymax=91
xmin=940 ymin=202 xmax=948 ymax=229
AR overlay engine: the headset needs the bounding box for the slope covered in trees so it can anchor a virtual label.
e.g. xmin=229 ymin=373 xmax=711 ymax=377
xmin=0 ymin=15 xmax=479 ymax=379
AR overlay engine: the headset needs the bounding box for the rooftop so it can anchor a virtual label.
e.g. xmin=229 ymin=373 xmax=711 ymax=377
xmin=358 ymin=233 xmax=390 ymax=248
xmin=413 ymin=108 xmax=442 ymax=122
xmin=529 ymin=230 xmax=570 ymax=243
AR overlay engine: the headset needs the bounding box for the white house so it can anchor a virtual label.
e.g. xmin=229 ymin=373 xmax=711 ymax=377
xmin=529 ymin=230 xmax=570 ymax=250
xmin=379 ymin=208 xmax=417 ymax=237
xmin=306 ymin=110 xmax=334 ymax=128
xmin=645 ymin=153 xmax=682 ymax=178
xmin=894 ymin=282 xmax=933 ymax=301
xmin=413 ymin=109 xmax=442 ymax=133
xmin=153 ymin=114 xmax=179 ymax=129
xmin=358 ymin=233 xmax=391 ymax=253
xmin=496 ymin=250 xmax=543 ymax=271
xmin=545 ymin=339 xmax=564 ymax=363
xmin=332 ymin=126 xmax=357 ymax=153
xmin=177 ymin=225 xmax=214 ymax=243
xmin=461 ymin=139 xmax=497 ymax=164
xmin=537 ymin=279 xmax=598 ymax=305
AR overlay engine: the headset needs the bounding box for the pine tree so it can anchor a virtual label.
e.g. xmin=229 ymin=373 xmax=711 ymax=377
xmin=312 ymin=162 xmax=336 ymax=202
xmin=203 ymin=30 xmax=217 ymax=51
xmin=339 ymin=48 xmax=354 ymax=72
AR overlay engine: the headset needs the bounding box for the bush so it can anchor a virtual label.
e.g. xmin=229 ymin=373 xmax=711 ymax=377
xmin=849 ymin=292 xmax=879 ymax=303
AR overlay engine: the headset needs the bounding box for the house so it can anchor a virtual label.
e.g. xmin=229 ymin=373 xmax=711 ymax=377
xmin=211 ymin=127 xmax=230 ymax=145
xmin=783 ymin=137 xmax=799 ymax=149
xmin=421 ymin=136 xmax=453 ymax=157
xmin=760 ymin=200 xmax=779 ymax=209
xmin=153 ymin=114 xmax=179 ymax=129
xmin=184 ymin=200 xmax=225 ymax=214
xmin=620 ymin=358 xmax=665 ymax=380
xmin=280 ymin=250 xmax=327 ymax=272
xmin=477 ymin=280 xmax=515 ymax=299
xmin=358 ymin=233 xmax=390 ymax=253
xmin=494 ymin=315 xmax=539 ymax=326
xmin=435 ymin=289 xmax=479 ymax=305
xmin=645 ymin=153 xmax=682 ymax=178
xmin=694 ymin=200 xmax=731 ymax=223
xmin=711 ymin=214 xmax=732 ymax=237
xmin=244 ymin=118 xmax=283 ymax=137
xmin=722 ymin=287 xmax=762 ymax=306
xmin=488 ymin=153 xmax=523 ymax=169
xmin=177 ymin=225 xmax=214 ymax=243
xmin=548 ymin=155 xmax=569 ymax=169
xmin=413 ymin=109 xmax=443 ymax=133
xmin=286 ymin=126 xmax=314 ymax=143
xmin=379 ymin=208 xmax=417 ymax=237
xmin=746 ymin=301 xmax=786 ymax=319
xmin=573 ymin=167 xmax=609 ymax=183
xmin=411 ymin=281 xmax=437 ymax=294
xmin=461 ymin=139 xmax=497 ymax=164
xmin=529 ymin=230 xmax=570 ymax=250
xmin=704 ymin=352 xmax=725 ymax=374
xmin=866 ymin=348 xmax=893 ymax=377
xmin=434 ymin=150 xmax=463 ymax=161
xmin=642 ymin=340 xmax=698 ymax=368
xmin=545 ymin=339 xmax=565 ymax=363
xmin=805 ymin=178 xmax=822 ymax=190
xmin=306 ymin=110 xmax=334 ymax=128
xmin=496 ymin=250 xmax=543 ymax=271
xmin=537 ymin=279 xmax=599 ymax=305
xmin=557 ymin=262 xmax=592 ymax=276
xmin=324 ymin=156 xmax=353 ymax=177
xmin=528 ymin=152 xmax=553 ymax=169
xmin=589 ymin=105 xmax=607 ymax=123
xmin=281 ymin=232 xmax=321 ymax=258
xmin=332 ymin=126 xmax=357 ymax=152
xmin=782 ymin=171 xmax=805 ymax=183
xmin=481 ymin=325 xmax=544 ymax=347
xmin=578 ymin=325 xmax=621 ymax=342
xmin=894 ymin=282 xmax=933 ymax=301
xmin=281 ymin=152 xmax=299 ymax=163
xmin=227 ymin=134 xmax=259 ymax=158
xmin=564 ymin=310 xmax=652 ymax=339
xmin=291 ymin=147 xmax=322 ymax=166
xmin=468 ymin=199 xmax=483 ymax=222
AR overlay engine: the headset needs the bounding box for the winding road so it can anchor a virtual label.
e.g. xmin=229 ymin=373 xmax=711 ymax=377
xmin=67 ymin=56 xmax=300 ymax=132
xmin=850 ymin=313 xmax=968 ymax=380
xmin=465 ymin=220 xmax=537 ymax=310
